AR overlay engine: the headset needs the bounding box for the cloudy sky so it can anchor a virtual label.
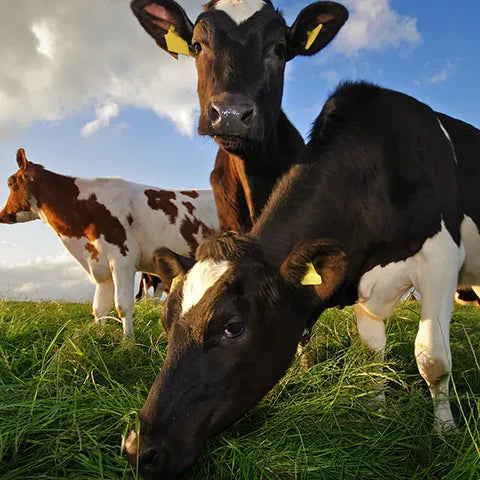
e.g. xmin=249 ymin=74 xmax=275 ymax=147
xmin=0 ymin=0 xmax=479 ymax=301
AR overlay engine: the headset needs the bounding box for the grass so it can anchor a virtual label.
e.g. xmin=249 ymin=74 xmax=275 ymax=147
xmin=0 ymin=300 xmax=478 ymax=479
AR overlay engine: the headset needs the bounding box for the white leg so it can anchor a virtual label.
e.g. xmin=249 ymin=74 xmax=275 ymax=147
xmin=142 ymin=278 xmax=149 ymax=299
xmin=355 ymin=304 xmax=386 ymax=358
xmin=356 ymin=262 xmax=407 ymax=405
xmin=92 ymin=279 xmax=114 ymax=325
xmin=413 ymin=231 xmax=462 ymax=432
xmin=355 ymin=304 xmax=388 ymax=403
xmin=111 ymin=262 xmax=136 ymax=339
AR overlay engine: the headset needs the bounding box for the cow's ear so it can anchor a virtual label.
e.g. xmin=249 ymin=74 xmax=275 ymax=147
xmin=16 ymin=148 xmax=29 ymax=171
xmin=130 ymin=0 xmax=194 ymax=59
xmin=153 ymin=247 xmax=196 ymax=292
xmin=287 ymin=2 xmax=348 ymax=61
xmin=280 ymin=240 xmax=347 ymax=300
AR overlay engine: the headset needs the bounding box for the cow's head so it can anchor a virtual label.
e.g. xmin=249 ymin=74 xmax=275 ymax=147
xmin=124 ymin=232 xmax=346 ymax=478
xmin=0 ymin=149 xmax=39 ymax=224
xmin=131 ymin=0 xmax=348 ymax=155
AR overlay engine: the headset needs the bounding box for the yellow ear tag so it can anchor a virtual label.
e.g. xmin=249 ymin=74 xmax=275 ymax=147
xmin=165 ymin=26 xmax=190 ymax=57
xmin=305 ymin=23 xmax=323 ymax=50
xmin=170 ymin=275 xmax=182 ymax=291
xmin=301 ymin=262 xmax=323 ymax=286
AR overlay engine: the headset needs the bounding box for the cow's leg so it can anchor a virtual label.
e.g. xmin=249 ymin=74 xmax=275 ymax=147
xmin=135 ymin=277 xmax=145 ymax=301
xmin=93 ymin=279 xmax=114 ymax=325
xmin=111 ymin=262 xmax=136 ymax=339
xmin=413 ymin=232 xmax=463 ymax=432
xmin=356 ymin=264 xmax=410 ymax=404
xmin=355 ymin=304 xmax=389 ymax=403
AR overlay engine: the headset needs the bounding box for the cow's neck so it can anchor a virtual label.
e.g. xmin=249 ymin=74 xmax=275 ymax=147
xmin=214 ymin=110 xmax=304 ymax=231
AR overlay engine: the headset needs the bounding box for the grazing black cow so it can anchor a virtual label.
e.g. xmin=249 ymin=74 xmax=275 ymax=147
xmin=131 ymin=0 xmax=348 ymax=231
xmin=124 ymin=81 xmax=480 ymax=478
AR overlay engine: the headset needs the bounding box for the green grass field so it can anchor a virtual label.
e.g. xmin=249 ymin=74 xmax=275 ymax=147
xmin=0 ymin=300 xmax=478 ymax=479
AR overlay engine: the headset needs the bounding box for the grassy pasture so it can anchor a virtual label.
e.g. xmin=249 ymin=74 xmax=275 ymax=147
xmin=0 ymin=300 xmax=478 ymax=480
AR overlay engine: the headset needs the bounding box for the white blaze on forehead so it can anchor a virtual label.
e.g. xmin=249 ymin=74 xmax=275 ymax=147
xmin=214 ymin=0 xmax=266 ymax=25
xmin=182 ymin=259 xmax=230 ymax=315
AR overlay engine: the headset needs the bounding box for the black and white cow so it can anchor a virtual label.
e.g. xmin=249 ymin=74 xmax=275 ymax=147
xmin=131 ymin=0 xmax=348 ymax=231
xmin=125 ymin=81 xmax=480 ymax=478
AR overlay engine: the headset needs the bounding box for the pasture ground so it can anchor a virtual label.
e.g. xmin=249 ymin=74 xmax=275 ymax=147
xmin=0 ymin=300 xmax=478 ymax=479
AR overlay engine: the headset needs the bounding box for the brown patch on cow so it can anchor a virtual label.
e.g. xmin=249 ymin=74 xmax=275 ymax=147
xmin=180 ymin=190 xmax=199 ymax=199
xmin=127 ymin=214 xmax=134 ymax=226
xmin=180 ymin=216 xmax=213 ymax=256
xmin=183 ymin=201 xmax=196 ymax=216
xmin=145 ymin=189 xmax=178 ymax=225
xmin=85 ymin=242 xmax=100 ymax=262
xmin=16 ymin=163 xmax=130 ymax=256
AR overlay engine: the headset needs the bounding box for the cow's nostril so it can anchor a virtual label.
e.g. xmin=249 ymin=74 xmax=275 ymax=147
xmin=241 ymin=106 xmax=255 ymax=126
xmin=209 ymin=103 xmax=221 ymax=125
xmin=139 ymin=448 xmax=159 ymax=471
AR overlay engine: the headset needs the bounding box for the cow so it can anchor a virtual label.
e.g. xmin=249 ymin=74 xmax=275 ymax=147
xmin=124 ymin=81 xmax=480 ymax=478
xmin=0 ymin=148 xmax=216 ymax=338
xmin=131 ymin=0 xmax=348 ymax=232
xmin=136 ymin=273 xmax=164 ymax=301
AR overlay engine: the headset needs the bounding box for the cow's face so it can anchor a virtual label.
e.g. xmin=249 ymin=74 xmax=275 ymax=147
xmin=0 ymin=149 xmax=38 ymax=224
xmin=124 ymin=234 xmax=346 ymax=479
xmin=131 ymin=0 xmax=348 ymax=155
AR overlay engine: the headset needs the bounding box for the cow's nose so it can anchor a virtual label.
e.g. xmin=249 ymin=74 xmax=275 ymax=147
xmin=138 ymin=448 xmax=160 ymax=472
xmin=208 ymin=99 xmax=257 ymax=135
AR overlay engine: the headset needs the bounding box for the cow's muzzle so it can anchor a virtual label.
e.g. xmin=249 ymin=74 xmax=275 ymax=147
xmin=199 ymin=93 xmax=262 ymax=143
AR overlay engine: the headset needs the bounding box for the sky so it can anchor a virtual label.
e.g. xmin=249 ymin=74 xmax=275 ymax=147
xmin=0 ymin=0 xmax=479 ymax=301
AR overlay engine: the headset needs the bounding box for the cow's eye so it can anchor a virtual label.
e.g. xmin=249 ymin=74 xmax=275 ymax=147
xmin=191 ymin=42 xmax=202 ymax=56
xmin=224 ymin=320 xmax=245 ymax=339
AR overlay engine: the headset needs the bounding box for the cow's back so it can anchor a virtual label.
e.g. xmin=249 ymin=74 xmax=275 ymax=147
xmin=436 ymin=113 xmax=480 ymax=285
xmin=436 ymin=113 xmax=480 ymax=223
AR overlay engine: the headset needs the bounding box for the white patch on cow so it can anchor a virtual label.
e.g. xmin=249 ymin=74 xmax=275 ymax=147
xmin=214 ymin=0 xmax=266 ymax=25
xmin=437 ymin=117 xmax=458 ymax=164
xmin=182 ymin=259 xmax=230 ymax=315
xmin=357 ymin=221 xmax=462 ymax=319
xmin=458 ymin=215 xmax=480 ymax=286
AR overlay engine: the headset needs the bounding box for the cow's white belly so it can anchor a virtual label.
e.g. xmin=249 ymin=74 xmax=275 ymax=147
xmin=357 ymin=221 xmax=463 ymax=318
xmin=458 ymin=215 xmax=480 ymax=287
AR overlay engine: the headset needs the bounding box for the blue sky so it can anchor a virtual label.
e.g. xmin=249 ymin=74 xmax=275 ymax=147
xmin=0 ymin=0 xmax=479 ymax=300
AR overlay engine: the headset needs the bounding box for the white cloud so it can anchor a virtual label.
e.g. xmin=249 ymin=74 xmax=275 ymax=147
xmin=313 ymin=69 xmax=341 ymax=86
xmin=414 ymin=59 xmax=454 ymax=87
xmin=0 ymin=252 xmax=146 ymax=303
xmin=81 ymin=101 xmax=120 ymax=137
xmin=31 ymin=22 xmax=56 ymax=60
xmin=425 ymin=59 xmax=454 ymax=85
xmin=334 ymin=0 xmax=421 ymax=56
xmin=0 ymin=253 xmax=94 ymax=301
xmin=0 ymin=0 xmax=202 ymax=138
xmin=0 ymin=240 xmax=17 ymax=248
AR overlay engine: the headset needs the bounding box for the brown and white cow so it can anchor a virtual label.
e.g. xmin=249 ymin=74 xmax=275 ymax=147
xmin=0 ymin=149 xmax=217 ymax=338
xmin=131 ymin=0 xmax=348 ymax=231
